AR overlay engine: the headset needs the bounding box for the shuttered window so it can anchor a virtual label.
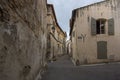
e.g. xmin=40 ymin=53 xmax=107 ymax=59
xmin=108 ymin=18 xmax=114 ymax=35
xmin=91 ymin=17 xmax=96 ymax=35
xmin=91 ymin=18 xmax=107 ymax=35
xmin=91 ymin=18 xmax=114 ymax=36
xmin=96 ymin=19 xmax=106 ymax=34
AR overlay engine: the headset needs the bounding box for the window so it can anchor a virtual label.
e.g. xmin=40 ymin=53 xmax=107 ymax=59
xmin=58 ymin=44 xmax=59 ymax=48
xmin=88 ymin=16 xmax=90 ymax=22
xmin=96 ymin=19 xmax=106 ymax=34
xmin=91 ymin=18 xmax=107 ymax=35
xmin=76 ymin=11 xmax=79 ymax=17
xmin=91 ymin=18 xmax=114 ymax=35
xmin=73 ymin=31 xmax=75 ymax=37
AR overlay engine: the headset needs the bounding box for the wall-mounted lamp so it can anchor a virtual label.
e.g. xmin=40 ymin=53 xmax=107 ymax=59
xmin=47 ymin=24 xmax=55 ymax=33
xmin=51 ymin=26 xmax=55 ymax=33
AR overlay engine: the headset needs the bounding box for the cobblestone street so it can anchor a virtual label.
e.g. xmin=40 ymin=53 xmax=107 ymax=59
xmin=42 ymin=55 xmax=120 ymax=80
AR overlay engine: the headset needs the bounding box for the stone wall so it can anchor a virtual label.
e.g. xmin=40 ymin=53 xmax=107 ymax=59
xmin=0 ymin=0 xmax=47 ymax=80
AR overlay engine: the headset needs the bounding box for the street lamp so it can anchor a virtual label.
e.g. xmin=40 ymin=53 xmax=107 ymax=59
xmin=47 ymin=24 xmax=55 ymax=33
xmin=51 ymin=26 xmax=55 ymax=33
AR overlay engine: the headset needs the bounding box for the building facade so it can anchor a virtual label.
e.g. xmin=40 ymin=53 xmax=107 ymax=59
xmin=66 ymin=40 xmax=72 ymax=56
xmin=70 ymin=0 xmax=120 ymax=65
xmin=0 ymin=0 xmax=47 ymax=80
xmin=47 ymin=4 xmax=66 ymax=61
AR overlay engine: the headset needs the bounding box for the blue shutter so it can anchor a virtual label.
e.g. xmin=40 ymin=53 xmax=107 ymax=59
xmin=91 ymin=17 xmax=96 ymax=35
xmin=108 ymin=18 xmax=114 ymax=35
xmin=97 ymin=41 xmax=107 ymax=59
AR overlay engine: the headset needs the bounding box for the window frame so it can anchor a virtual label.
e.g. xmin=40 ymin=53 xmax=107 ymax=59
xmin=96 ymin=19 xmax=106 ymax=34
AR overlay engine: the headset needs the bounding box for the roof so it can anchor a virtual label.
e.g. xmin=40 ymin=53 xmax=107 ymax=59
xmin=76 ymin=0 xmax=106 ymax=10
xmin=47 ymin=4 xmax=66 ymax=37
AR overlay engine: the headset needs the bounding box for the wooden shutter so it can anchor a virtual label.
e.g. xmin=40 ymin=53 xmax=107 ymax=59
xmin=97 ymin=41 xmax=107 ymax=59
xmin=91 ymin=17 xmax=96 ymax=35
xmin=108 ymin=18 xmax=114 ymax=35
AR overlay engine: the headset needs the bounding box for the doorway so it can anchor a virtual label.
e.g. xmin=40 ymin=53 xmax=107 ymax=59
xmin=97 ymin=41 xmax=107 ymax=59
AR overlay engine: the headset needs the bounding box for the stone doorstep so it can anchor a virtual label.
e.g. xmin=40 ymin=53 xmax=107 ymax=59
xmin=35 ymin=72 xmax=42 ymax=80
xmin=71 ymin=58 xmax=120 ymax=67
xmin=35 ymin=66 xmax=47 ymax=80
xmin=71 ymin=58 xmax=76 ymax=66
xmin=81 ymin=62 xmax=120 ymax=67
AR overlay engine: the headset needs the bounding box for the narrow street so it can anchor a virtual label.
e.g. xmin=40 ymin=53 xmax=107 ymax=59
xmin=42 ymin=55 xmax=120 ymax=80
xmin=1 ymin=1 xmax=120 ymax=80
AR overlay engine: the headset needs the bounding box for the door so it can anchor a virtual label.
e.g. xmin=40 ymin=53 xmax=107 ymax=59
xmin=97 ymin=41 xmax=107 ymax=59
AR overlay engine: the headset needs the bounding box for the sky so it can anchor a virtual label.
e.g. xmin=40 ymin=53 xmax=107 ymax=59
xmin=47 ymin=0 xmax=104 ymax=40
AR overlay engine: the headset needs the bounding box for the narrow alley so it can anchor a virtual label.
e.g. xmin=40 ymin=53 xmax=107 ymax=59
xmin=42 ymin=55 xmax=120 ymax=80
xmin=1 ymin=0 xmax=120 ymax=80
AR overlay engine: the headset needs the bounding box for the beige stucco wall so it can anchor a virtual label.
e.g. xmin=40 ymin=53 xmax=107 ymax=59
xmin=71 ymin=0 xmax=120 ymax=64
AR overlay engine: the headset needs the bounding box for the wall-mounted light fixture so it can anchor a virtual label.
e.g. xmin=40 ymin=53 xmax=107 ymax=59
xmin=47 ymin=23 xmax=55 ymax=33
xmin=51 ymin=26 xmax=55 ymax=33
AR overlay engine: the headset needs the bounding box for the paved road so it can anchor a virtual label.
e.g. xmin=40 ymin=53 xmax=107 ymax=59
xmin=42 ymin=55 xmax=120 ymax=80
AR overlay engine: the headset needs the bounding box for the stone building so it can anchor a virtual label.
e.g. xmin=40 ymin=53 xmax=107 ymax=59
xmin=0 ymin=0 xmax=47 ymax=80
xmin=66 ymin=40 xmax=72 ymax=56
xmin=47 ymin=4 xmax=66 ymax=61
xmin=70 ymin=0 xmax=120 ymax=65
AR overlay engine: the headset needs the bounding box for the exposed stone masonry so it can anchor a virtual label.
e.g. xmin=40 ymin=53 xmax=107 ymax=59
xmin=0 ymin=0 xmax=47 ymax=80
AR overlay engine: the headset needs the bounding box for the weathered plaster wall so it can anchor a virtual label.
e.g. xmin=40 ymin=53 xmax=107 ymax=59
xmin=0 ymin=0 xmax=47 ymax=80
xmin=76 ymin=1 xmax=113 ymax=64
xmin=112 ymin=0 xmax=120 ymax=61
xmin=71 ymin=0 xmax=120 ymax=65
xmin=47 ymin=5 xmax=66 ymax=61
